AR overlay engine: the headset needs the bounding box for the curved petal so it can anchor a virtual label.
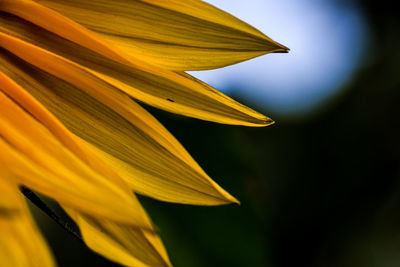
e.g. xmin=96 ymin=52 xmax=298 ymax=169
xmin=34 ymin=0 xmax=288 ymax=70
xmin=0 ymin=175 xmax=55 ymax=267
xmin=0 ymin=14 xmax=273 ymax=126
xmin=66 ymin=208 xmax=172 ymax=267
xmin=2 ymin=0 xmax=288 ymax=71
xmin=0 ymin=69 xmax=168 ymax=266
xmin=0 ymin=86 xmax=152 ymax=227
xmin=0 ymin=47 xmax=238 ymax=205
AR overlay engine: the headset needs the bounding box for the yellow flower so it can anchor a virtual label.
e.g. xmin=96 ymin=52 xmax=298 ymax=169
xmin=0 ymin=0 xmax=288 ymax=266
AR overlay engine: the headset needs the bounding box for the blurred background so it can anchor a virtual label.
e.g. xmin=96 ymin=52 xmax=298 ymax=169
xmin=29 ymin=0 xmax=400 ymax=266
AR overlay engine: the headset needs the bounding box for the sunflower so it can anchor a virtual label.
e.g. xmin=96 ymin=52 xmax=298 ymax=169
xmin=0 ymin=0 xmax=288 ymax=266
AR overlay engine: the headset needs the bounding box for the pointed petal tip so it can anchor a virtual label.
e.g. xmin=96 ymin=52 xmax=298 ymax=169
xmin=273 ymin=48 xmax=290 ymax=54
xmin=224 ymin=193 xmax=240 ymax=205
xmin=213 ymin=195 xmax=240 ymax=206
xmin=260 ymin=36 xmax=289 ymax=54
xmin=267 ymin=119 xmax=276 ymax=126
xmin=232 ymin=197 xmax=241 ymax=206
xmin=271 ymin=42 xmax=290 ymax=53
xmin=273 ymin=45 xmax=290 ymax=53
xmin=205 ymin=181 xmax=240 ymax=206
xmin=250 ymin=117 xmax=275 ymax=127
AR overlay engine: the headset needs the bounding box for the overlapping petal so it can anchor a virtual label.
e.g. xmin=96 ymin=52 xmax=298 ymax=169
xmin=3 ymin=0 xmax=288 ymax=71
xmin=0 ymin=69 xmax=173 ymax=266
xmin=0 ymin=176 xmax=55 ymax=267
xmin=66 ymin=209 xmax=172 ymax=267
xmin=0 ymin=12 xmax=273 ymax=126
xmin=0 ymin=47 xmax=238 ymax=205
xmin=0 ymin=0 xmax=288 ymax=266
xmin=0 ymin=77 xmax=153 ymax=227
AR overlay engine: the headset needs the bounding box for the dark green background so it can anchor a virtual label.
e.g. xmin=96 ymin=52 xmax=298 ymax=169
xmin=29 ymin=0 xmax=400 ymax=266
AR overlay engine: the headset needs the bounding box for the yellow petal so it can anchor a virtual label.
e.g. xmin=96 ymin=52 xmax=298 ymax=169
xmin=0 ymin=17 xmax=272 ymax=126
xmin=0 ymin=0 xmax=131 ymax=67
xmin=0 ymin=56 xmax=134 ymax=192
xmin=0 ymin=176 xmax=55 ymax=267
xmin=0 ymin=83 xmax=152 ymax=227
xmin=0 ymin=70 xmax=167 ymax=265
xmin=0 ymin=45 xmax=238 ymax=205
xmin=27 ymin=0 xmax=288 ymax=70
xmin=66 ymin=208 xmax=172 ymax=267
